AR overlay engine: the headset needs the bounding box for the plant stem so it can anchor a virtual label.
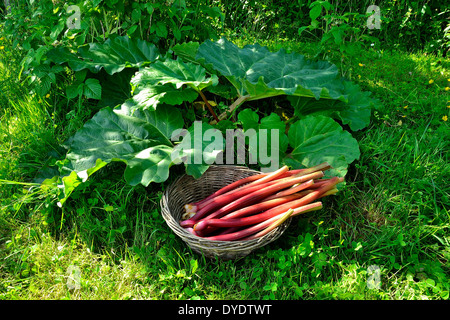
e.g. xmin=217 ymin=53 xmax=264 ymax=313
xmin=242 ymin=208 xmax=294 ymax=240
xmin=220 ymin=180 xmax=314 ymax=220
xmin=194 ymin=180 xmax=329 ymax=232
xmin=200 ymin=171 xmax=323 ymax=224
xmin=241 ymin=202 xmax=323 ymax=241
xmin=194 ymin=165 xmax=289 ymax=211
xmin=210 ymin=94 xmax=251 ymax=124
xmin=198 ymin=90 xmax=220 ymax=122
xmin=204 ymin=202 xmax=323 ymax=241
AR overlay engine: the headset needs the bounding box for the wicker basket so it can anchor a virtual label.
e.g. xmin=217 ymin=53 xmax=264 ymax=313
xmin=160 ymin=165 xmax=291 ymax=260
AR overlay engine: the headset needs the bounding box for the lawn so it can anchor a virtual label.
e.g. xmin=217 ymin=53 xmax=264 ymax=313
xmin=0 ymin=2 xmax=449 ymax=301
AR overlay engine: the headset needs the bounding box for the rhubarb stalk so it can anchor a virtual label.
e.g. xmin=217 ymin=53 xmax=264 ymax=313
xmin=183 ymin=163 xmax=330 ymax=214
xmin=184 ymin=165 xmax=289 ymax=213
xmin=203 ymin=202 xmax=323 ymax=241
xmin=193 ymin=179 xmax=334 ymax=232
xmin=242 ymin=208 xmax=294 ymax=240
xmin=180 ymin=170 xmax=325 ymax=228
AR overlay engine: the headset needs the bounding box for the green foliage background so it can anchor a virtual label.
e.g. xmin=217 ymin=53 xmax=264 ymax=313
xmin=0 ymin=0 xmax=449 ymax=301
xmin=1 ymin=0 xmax=449 ymax=56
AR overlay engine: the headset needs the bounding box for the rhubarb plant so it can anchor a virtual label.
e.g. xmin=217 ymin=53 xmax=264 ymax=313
xmin=175 ymin=38 xmax=379 ymax=131
xmin=47 ymin=35 xmax=161 ymax=75
xmin=43 ymin=36 xmax=380 ymax=205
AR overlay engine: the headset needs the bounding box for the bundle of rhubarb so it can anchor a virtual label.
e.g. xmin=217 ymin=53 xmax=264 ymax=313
xmin=179 ymin=163 xmax=343 ymax=241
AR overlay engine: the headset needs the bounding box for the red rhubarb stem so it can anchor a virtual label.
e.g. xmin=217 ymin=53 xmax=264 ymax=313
xmin=183 ymin=163 xmax=330 ymax=213
xmin=244 ymin=208 xmax=294 ymax=240
xmin=192 ymin=189 xmax=311 ymax=236
xmin=219 ymin=180 xmax=314 ymax=220
xmin=180 ymin=178 xmax=292 ymax=227
xmin=203 ymin=202 xmax=323 ymax=241
xmin=194 ymin=165 xmax=289 ymax=211
xmin=194 ymin=189 xmax=318 ymax=231
xmin=181 ymin=170 xmax=325 ymax=228
xmin=194 ymin=176 xmax=341 ymax=233
xmin=263 ymin=179 xmax=315 ymax=201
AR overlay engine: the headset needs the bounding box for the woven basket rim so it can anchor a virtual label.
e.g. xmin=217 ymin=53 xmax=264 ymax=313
xmin=160 ymin=165 xmax=291 ymax=259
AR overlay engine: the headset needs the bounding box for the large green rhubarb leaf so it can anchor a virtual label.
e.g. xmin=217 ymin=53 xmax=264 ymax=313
xmin=194 ymin=38 xmax=379 ymax=130
xmin=131 ymin=58 xmax=219 ymax=92
xmin=116 ymin=100 xmax=186 ymax=140
xmin=172 ymin=42 xmax=201 ymax=65
xmin=196 ymin=39 xmax=269 ymax=95
xmin=130 ymin=58 xmax=218 ymax=111
xmin=57 ymin=99 xmax=225 ymax=205
xmin=287 ymin=80 xmax=376 ymax=131
xmin=131 ymin=84 xmax=198 ymax=111
xmin=131 ymin=59 xmax=218 ymax=110
xmin=47 ymin=35 xmax=160 ymax=75
xmin=196 ymin=38 xmax=340 ymax=98
xmin=283 ymin=115 xmax=360 ymax=177
xmin=66 ymin=102 xmax=184 ymax=187
xmin=96 ymin=68 xmax=134 ymax=108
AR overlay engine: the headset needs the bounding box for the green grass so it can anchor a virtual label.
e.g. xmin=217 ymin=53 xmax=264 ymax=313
xmin=1 ymin=36 xmax=449 ymax=300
